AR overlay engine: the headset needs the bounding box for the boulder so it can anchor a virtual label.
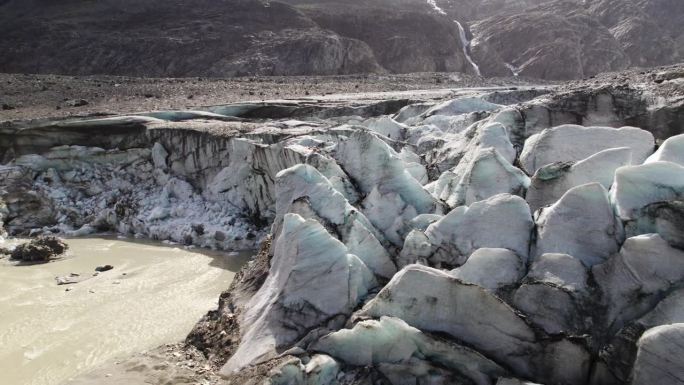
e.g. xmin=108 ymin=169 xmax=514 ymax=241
xmin=519 ymin=125 xmax=654 ymax=174
xmin=534 ymin=183 xmax=623 ymax=266
xmin=10 ymin=236 xmax=68 ymax=262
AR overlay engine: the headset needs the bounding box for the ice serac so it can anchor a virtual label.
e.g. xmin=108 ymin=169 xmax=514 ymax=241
xmin=611 ymin=161 xmax=684 ymax=220
xmin=221 ymin=214 xmax=376 ymax=374
xmin=631 ymin=324 xmax=684 ymax=385
xmin=313 ymin=316 xmax=508 ymax=385
xmin=526 ymin=147 xmax=632 ymax=212
xmin=334 ymin=130 xmax=441 ymax=246
xmin=593 ymin=234 xmax=684 ymax=333
xmin=418 ymin=121 xmax=516 ymax=179
xmin=363 ymin=116 xmax=409 ymax=142
xmin=400 ymin=194 xmax=533 ymax=267
xmin=519 ymin=125 xmax=654 ymax=174
xmin=450 ymin=248 xmax=525 ymax=291
xmin=274 ymin=164 xmax=396 ymax=278
xmin=358 ymin=264 xmax=590 ymax=384
xmin=432 ymin=147 xmax=530 ymax=208
xmin=645 ymin=134 xmax=684 ymax=165
xmin=534 ymin=183 xmax=624 ymax=266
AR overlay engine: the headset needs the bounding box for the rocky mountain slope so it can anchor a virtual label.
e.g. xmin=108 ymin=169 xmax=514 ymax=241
xmin=0 ymin=0 xmax=681 ymax=79
xmin=2 ymin=65 xmax=684 ymax=385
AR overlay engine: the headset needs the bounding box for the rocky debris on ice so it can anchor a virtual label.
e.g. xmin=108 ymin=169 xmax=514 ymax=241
xmin=519 ymin=125 xmax=654 ymax=174
xmin=10 ymin=236 xmax=68 ymax=263
xmin=631 ymin=324 xmax=684 ymax=385
xmin=221 ymin=214 xmax=376 ymax=374
xmin=611 ymin=161 xmax=684 ymax=221
xmin=357 ymin=264 xmax=590 ymax=384
xmin=593 ymin=234 xmax=684 ymax=333
xmin=624 ymin=200 xmax=684 ymax=250
xmin=645 ymin=134 xmax=684 ymax=165
xmin=400 ymin=194 xmax=533 ymax=268
xmin=450 ymin=248 xmax=525 ymax=291
xmin=313 ymin=316 xmax=508 ymax=385
xmin=533 ymin=183 xmax=624 ymax=266
xmin=273 ymin=164 xmax=395 ymax=278
xmin=513 ymin=282 xmax=587 ymax=336
xmin=526 ymin=147 xmax=632 ymax=212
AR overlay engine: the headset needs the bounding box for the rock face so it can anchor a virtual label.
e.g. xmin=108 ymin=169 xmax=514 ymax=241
xmin=471 ymin=0 xmax=630 ymax=79
xmin=1 ymin=0 xmax=682 ymax=79
xmin=0 ymin=0 xmax=472 ymax=77
xmin=2 ymin=68 xmax=684 ymax=385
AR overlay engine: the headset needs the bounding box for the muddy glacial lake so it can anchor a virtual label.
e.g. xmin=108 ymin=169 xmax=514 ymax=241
xmin=0 ymin=237 xmax=251 ymax=385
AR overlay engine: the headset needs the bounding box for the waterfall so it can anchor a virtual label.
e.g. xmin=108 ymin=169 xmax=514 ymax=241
xmin=455 ymin=21 xmax=482 ymax=77
xmin=505 ymin=63 xmax=520 ymax=77
xmin=424 ymin=0 xmax=482 ymax=77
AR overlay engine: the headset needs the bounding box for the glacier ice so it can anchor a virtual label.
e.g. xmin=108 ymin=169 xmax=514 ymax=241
xmin=313 ymin=316 xmax=508 ymax=385
xmin=534 ymin=183 xmax=624 ymax=266
xmin=450 ymin=248 xmax=525 ymax=291
xmin=593 ymin=234 xmax=684 ymax=333
xmin=520 ymin=125 xmax=654 ymax=174
xmin=404 ymin=194 xmax=533 ymax=267
xmin=526 ymin=147 xmax=632 ymax=212
xmin=611 ymin=161 xmax=684 ymax=220
xmin=645 ymin=134 xmax=684 ymax=165
xmin=273 ymin=164 xmax=395 ymax=278
xmin=631 ymin=324 xmax=684 ymax=385
xmin=431 ymin=147 xmax=530 ymax=207
xmin=221 ymin=214 xmax=376 ymax=374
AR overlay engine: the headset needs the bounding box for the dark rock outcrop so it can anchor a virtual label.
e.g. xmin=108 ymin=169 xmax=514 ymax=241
xmin=10 ymin=236 xmax=68 ymax=262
